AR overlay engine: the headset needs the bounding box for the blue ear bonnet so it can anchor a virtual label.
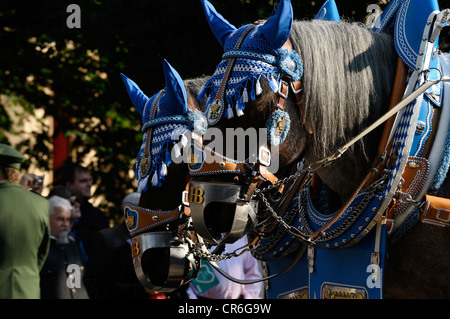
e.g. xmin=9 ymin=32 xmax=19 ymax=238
xmin=141 ymin=89 xmax=188 ymax=130
xmin=121 ymin=62 xmax=207 ymax=190
xmin=223 ymin=23 xmax=279 ymax=56
xmin=222 ymin=23 xmax=303 ymax=80
xmin=199 ymin=9 xmax=303 ymax=125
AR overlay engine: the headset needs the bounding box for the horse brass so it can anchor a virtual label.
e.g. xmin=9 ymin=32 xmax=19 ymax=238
xmin=275 ymin=115 xmax=287 ymax=136
xmin=140 ymin=155 xmax=149 ymax=175
xmin=277 ymin=287 xmax=308 ymax=299
xmin=208 ymin=100 xmax=222 ymax=121
xmin=322 ymin=284 xmax=367 ymax=299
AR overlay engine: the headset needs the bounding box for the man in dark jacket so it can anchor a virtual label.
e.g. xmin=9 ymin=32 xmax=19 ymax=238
xmin=40 ymin=195 xmax=89 ymax=299
xmin=60 ymin=163 xmax=109 ymax=296
xmin=93 ymin=192 xmax=151 ymax=299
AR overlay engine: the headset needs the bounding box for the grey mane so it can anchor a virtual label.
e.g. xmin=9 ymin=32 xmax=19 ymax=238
xmin=184 ymin=76 xmax=210 ymax=112
xmin=289 ymin=20 xmax=397 ymax=160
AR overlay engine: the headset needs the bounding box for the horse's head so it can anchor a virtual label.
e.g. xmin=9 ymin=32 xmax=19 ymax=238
xmin=186 ymin=0 xmax=311 ymax=245
xmin=121 ymin=60 xmax=207 ymax=292
xmin=199 ymin=0 xmax=309 ymax=167
xmin=190 ymin=0 xmax=397 ymax=247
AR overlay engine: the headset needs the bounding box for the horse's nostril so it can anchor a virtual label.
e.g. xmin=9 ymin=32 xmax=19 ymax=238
xmin=141 ymin=247 xmax=170 ymax=286
xmin=203 ymin=202 xmax=237 ymax=239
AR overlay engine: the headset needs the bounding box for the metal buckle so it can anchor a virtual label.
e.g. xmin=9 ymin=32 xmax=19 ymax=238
xmin=258 ymin=146 xmax=271 ymax=167
xmin=277 ymin=80 xmax=289 ymax=99
xmin=181 ymin=190 xmax=189 ymax=206
xmin=436 ymin=208 xmax=450 ymax=222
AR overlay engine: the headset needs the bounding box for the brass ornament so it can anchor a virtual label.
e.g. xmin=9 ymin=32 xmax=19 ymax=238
xmin=207 ymin=99 xmax=223 ymax=123
xmin=140 ymin=153 xmax=149 ymax=176
xmin=275 ymin=114 xmax=288 ymax=136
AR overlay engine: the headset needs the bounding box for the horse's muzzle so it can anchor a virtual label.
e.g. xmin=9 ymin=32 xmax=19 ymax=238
xmin=188 ymin=180 xmax=258 ymax=244
xmin=132 ymin=231 xmax=200 ymax=292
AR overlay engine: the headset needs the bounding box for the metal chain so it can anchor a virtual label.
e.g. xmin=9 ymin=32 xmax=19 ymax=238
xmin=253 ymin=163 xmax=391 ymax=243
xmin=253 ymin=182 xmax=309 ymax=241
xmin=300 ymin=174 xmax=388 ymax=243
xmin=254 ymin=162 xmax=307 ymax=196
xmin=188 ymin=242 xmax=237 ymax=262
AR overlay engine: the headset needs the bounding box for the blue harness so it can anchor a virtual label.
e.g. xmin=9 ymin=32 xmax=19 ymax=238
xmin=261 ymin=1 xmax=450 ymax=299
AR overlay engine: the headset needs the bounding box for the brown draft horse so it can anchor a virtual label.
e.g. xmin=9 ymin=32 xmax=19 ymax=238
xmin=121 ymin=60 xmax=208 ymax=293
xmin=193 ymin=0 xmax=450 ymax=298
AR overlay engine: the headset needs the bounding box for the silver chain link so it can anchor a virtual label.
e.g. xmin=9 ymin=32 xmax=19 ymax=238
xmin=189 ymin=242 xmax=237 ymax=261
xmin=186 ymin=157 xmax=366 ymax=261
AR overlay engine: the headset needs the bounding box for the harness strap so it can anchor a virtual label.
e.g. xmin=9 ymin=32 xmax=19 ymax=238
xmin=210 ymin=23 xmax=259 ymax=115
xmin=263 ymin=163 xmax=307 ymax=233
xmin=306 ymin=75 xmax=449 ymax=172
xmin=421 ymin=195 xmax=450 ymax=228
xmin=291 ymin=58 xmax=442 ymax=242
xmin=188 ymin=139 xmax=246 ymax=176
xmin=124 ymin=203 xmax=181 ymax=237
xmin=139 ymin=92 xmax=162 ymax=177
xmin=377 ymin=58 xmax=409 ymax=158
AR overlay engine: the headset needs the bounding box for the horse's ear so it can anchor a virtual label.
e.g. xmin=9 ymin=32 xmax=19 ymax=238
xmin=162 ymin=59 xmax=189 ymax=115
xmin=200 ymin=0 xmax=236 ymax=47
xmin=315 ymin=0 xmax=340 ymax=21
xmin=259 ymin=0 xmax=293 ymax=49
xmin=120 ymin=73 xmax=149 ymax=117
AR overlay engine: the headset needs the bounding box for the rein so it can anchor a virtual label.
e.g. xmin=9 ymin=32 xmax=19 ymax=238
xmin=187 ymin=17 xmax=450 ymax=284
xmin=307 ymin=69 xmax=450 ymax=173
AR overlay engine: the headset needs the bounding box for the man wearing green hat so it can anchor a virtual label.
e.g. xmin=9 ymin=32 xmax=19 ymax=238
xmin=0 ymin=143 xmax=50 ymax=298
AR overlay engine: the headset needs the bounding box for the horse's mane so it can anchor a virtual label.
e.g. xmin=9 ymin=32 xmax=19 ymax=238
xmin=184 ymin=76 xmax=209 ymax=112
xmin=289 ymin=20 xmax=397 ymax=159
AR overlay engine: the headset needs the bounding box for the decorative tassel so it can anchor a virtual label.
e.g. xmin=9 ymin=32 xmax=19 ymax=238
xmin=173 ymin=143 xmax=181 ymax=159
xmin=256 ymin=79 xmax=262 ymax=96
xmin=180 ymin=134 xmax=188 ymax=148
xmin=160 ymin=163 xmax=168 ymax=176
xmin=269 ymin=76 xmax=279 ymax=93
xmin=165 ymin=150 xmax=173 ymax=168
xmin=226 ymin=104 xmax=234 ymax=119
xmin=235 ymin=101 xmax=244 ymax=117
xmin=151 ymin=171 xmax=158 ymax=186
xmin=242 ymin=88 xmax=248 ymax=103
xmin=237 ymin=97 xmax=245 ymax=110
xmin=138 ymin=174 xmax=149 ymax=192
xmin=250 ymin=87 xmax=256 ymax=101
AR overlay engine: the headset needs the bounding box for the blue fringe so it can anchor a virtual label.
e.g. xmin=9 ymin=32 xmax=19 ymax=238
xmin=429 ymin=122 xmax=450 ymax=194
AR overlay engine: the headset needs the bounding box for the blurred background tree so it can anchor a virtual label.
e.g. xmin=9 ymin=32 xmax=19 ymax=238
xmin=0 ymin=0 xmax=449 ymax=223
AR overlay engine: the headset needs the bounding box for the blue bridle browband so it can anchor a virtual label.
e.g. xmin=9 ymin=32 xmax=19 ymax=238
xmin=222 ymin=47 xmax=304 ymax=82
xmin=142 ymin=115 xmax=188 ymax=132
xmin=222 ymin=49 xmax=277 ymax=65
